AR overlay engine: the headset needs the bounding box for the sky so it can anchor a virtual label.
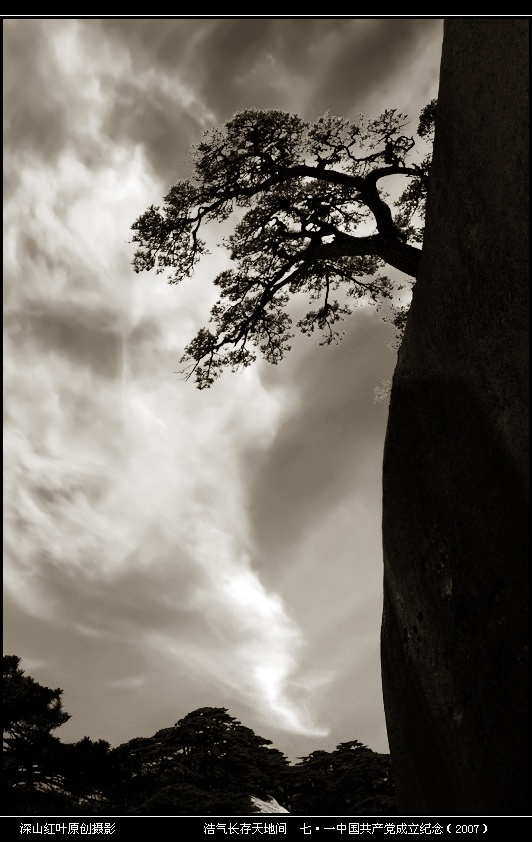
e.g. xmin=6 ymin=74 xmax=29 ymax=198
xmin=3 ymin=17 xmax=443 ymax=763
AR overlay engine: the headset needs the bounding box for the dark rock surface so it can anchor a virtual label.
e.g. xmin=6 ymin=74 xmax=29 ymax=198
xmin=381 ymin=20 xmax=528 ymax=815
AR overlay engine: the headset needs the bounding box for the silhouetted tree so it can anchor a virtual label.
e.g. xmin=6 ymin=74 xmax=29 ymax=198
xmin=59 ymin=736 xmax=114 ymax=803
xmin=3 ymin=655 xmax=73 ymax=814
xmin=289 ymin=740 xmax=396 ymax=815
xmin=3 ymin=659 xmax=396 ymax=816
xmin=111 ymin=707 xmax=289 ymax=814
xmin=3 ymin=656 xmax=71 ymax=743
xmin=173 ymin=707 xmax=287 ymax=797
xmin=3 ymin=655 xmax=70 ymax=786
xmin=132 ymin=102 xmax=435 ymax=388
xmin=137 ymin=782 xmax=255 ymax=816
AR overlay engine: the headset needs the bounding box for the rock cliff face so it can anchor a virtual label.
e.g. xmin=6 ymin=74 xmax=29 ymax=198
xmin=381 ymin=20 xmax=528 ymax=814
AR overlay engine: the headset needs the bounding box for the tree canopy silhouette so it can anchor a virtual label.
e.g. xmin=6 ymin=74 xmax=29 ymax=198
xmin=3 ymin=659 xmax=397 ymax=816
xmin=288 ymin=740 xmax=396 ymax=815
xmin=3 ymin=655 xmax=71 ymax=742
xmin=111 ymin=706 xmax=289 ymax=814
xmin=3 ymin=654 xmax=71 ymax=804
xmin=132 ymin=102 xmax=435 ymax=388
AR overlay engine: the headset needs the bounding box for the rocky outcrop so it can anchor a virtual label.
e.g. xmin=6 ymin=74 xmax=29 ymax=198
xmin=381 ymin=20 xmax=528 ymax=815
xmin=250 ymin=796 xmax=289 ymax=813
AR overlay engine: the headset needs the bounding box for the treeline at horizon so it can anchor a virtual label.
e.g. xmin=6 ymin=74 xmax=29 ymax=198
xmin=3 ymin=655 xmax=397 ymax=816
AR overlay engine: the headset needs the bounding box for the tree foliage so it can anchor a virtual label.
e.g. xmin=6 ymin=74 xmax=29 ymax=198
xmin=3 ymin=658 xmax=397 ymax=816
xmin=132 ymin=102 xmax=436 ymax=387
xmin=3 ymin=657 xmax=121 ymax=815
xmin=288 ymin=740 xmax=396 ymax=815
xmin=59 ymin=737 xmax=115 ymax=802
xmin=111 ymin=707 xmax=289 ymax=814
xmin=3 ymin=655 xmax=71 ymax=791
xmin=3 ymin=655 xmax=71 ymax=741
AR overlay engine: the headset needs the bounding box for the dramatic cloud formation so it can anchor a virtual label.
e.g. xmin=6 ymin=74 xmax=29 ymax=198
xmin=3 ymin=17 xmax=443 ymax=756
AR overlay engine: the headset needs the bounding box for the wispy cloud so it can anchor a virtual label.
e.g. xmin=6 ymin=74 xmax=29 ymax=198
xmin=4 ymin=18 xmax=443 ymax=752
xmin=3 ymin=21 xmax=330 ymax=737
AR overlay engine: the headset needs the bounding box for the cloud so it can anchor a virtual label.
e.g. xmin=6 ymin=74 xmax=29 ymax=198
xmin=5 ymin=309 xmax=327 ymax=732
xmin=4 ymin=18 xmax=444 ymax=752
xmin=3 ymin=29 xmax=330 ymax=736
xmin=150 ymin=553 xmax=330 ymax=735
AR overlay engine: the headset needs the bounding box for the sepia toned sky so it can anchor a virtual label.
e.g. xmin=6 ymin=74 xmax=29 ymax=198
xmin=3 ymin=17 xmax=443 ymax=761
